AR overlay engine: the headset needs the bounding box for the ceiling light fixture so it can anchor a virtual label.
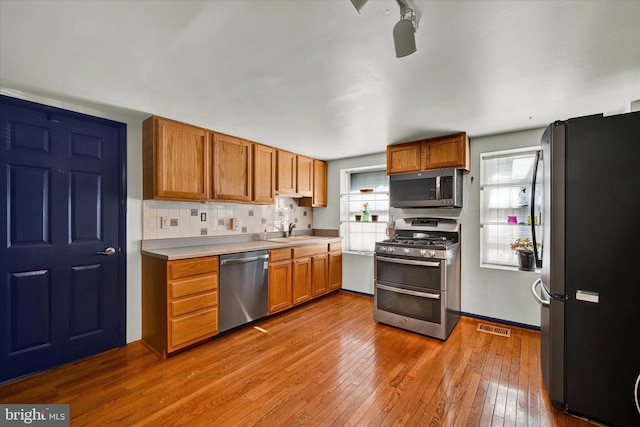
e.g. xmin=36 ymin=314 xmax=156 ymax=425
xmin=350 ymin=0 xmax=418 ymax=58
xmin=392 ymin=0 xmax=417 ymax=57
xmin=350 ymin=0 xmax=370 ymax=13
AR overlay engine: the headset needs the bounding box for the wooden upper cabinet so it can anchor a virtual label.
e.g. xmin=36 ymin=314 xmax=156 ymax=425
xmin=386 ymin=142 xmax=422 ymax=175
xmin=296 ymin=155 xmax=313 ymax=197
xmin=386 ymin=132 xmax=470 ymax=175
xmin=276 ymin=150 xmax=297 ymax=195
xmin=423 ymin=132 xmax=469 ymax=170
xmin=212 ymin=132 xmax=252 ymax=202
xmin=143 ymin=116 xmax=210 ymax=200
xmin=253 ymin=143 xmax=276 ymax=204
xmin=312 ymin=159 xmax=327 ymax=207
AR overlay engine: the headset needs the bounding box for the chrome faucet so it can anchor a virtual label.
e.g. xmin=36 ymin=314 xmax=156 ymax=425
xmin=288 ymin=223 xmax=296 ymax=236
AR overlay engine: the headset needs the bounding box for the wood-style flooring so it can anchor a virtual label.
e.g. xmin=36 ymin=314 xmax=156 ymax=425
xmin=0 ymin=291 xmax=595 ymax=426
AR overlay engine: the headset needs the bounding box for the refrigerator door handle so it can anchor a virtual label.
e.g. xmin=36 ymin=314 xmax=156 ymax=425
xmin=531 ymin=278 xmax=550 ymax=307
xmin=530 ymin=149 xmax=542 ymax=268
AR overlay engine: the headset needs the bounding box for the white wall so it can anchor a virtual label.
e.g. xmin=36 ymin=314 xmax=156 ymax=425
xmin=314 ymin=153 xmax=386 ymax=294
xmin=316 ymin=129 xmax=546 ymax=327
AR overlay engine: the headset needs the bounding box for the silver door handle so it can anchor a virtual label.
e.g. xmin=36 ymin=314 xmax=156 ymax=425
xmin=377 ymin=283 xmax=441 ymax=300
xmin=531 ymin=279 xmax=549 ymax=307
xmin=220 ymin=255 xmax=269 ymax=265
xmin=376 ymin=256 xmax=441 ymax=268
xmin=97 ymin=247 xmax=116 ymax=256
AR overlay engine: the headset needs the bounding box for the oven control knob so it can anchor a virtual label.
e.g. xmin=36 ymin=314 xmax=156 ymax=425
xmin=378 ymin=246 xmax=386 ymax=253
xmin=404 ymin=248 xmax=411 ymax=256
xmin=421 ymin=250 xmax=436 ymax=258
xmin=388 ymin=247 xmax=394 ymax=254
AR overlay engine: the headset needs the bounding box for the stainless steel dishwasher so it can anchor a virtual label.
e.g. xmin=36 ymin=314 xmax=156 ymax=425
xmin=218 ymin=250 xmax=269 ymax=333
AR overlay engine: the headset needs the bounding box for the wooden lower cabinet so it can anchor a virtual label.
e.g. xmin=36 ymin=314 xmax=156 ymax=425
xmin=328 ymin=241 xmax=342 ymax=291
xmin=268 ymin=248 xmax=293 ymax=314
xmin=269 ymin=240 xmax=341 ymax=313
xmin=311 ymin=254 xmax=328 ymax=297
xmin=292 ymin=257 xmax=312 ymax=304
xmin=142 ymin=255 xmax=219 ymax=358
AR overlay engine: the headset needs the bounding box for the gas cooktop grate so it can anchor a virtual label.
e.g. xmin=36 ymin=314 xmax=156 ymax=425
xmin=477 ymin=323 xmax=511 ymax=338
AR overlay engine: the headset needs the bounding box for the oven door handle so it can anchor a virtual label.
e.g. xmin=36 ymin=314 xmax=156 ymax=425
xmin=377 ymin=284 xmax=441 ymax=300
xmin=376 ymin=256 xmax=441 ymax=268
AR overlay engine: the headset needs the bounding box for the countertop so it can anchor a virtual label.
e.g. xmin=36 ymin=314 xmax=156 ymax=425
xmin=141 ymin=235 xmax=342 ymax=261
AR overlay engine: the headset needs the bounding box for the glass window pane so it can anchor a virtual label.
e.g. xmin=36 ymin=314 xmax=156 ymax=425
xmin=480 ymin=147 xmax=541 ymax=268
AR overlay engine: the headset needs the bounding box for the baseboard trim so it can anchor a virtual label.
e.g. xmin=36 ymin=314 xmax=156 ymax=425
xmin=339 ymin=289 xmax=374 ymax=298
xmin=461 ymin=312 xmax=540 ymax=331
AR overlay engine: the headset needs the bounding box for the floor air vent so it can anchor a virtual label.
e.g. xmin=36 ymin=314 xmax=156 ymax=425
xmin=477 ymin=323 xmax=511 ymax=337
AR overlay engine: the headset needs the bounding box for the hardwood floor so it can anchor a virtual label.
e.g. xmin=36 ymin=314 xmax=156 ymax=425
xmin=1 ymin=291 xmax=595 ymax=426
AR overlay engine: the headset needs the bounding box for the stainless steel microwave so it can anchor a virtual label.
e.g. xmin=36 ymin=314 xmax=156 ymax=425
xmin=389 ymin=168 xmax=463 ymax=208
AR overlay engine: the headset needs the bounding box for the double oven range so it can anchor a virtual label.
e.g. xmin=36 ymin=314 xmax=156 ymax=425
xmin=374 ymin=217 xmax=461 ymax=340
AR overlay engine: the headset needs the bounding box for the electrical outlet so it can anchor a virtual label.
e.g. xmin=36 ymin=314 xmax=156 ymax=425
xmin=241 ymin=226 xmax=247 ymax=233
xmin=170 ymin=218 xmax=178 ymax=227
xmin=161 ymin=217 xmax=171 ymax=229
xmin=200 ymin=228 xmax=208 ymax=236
xmin=190 ymin=209 xmax=199 ymax=216
xmin=218 ymin=219 xmax=224 ymax=226
xmin=248 ymin=210 xmax=254 ymax=217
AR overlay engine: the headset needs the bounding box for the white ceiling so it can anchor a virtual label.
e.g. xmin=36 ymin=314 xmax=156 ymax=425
xmin=1 ymin=0 xmax=639 ymax=160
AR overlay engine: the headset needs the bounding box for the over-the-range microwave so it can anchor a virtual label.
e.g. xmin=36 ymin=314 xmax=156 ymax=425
xmin=389 ymin=167 xmax=463 ymax=208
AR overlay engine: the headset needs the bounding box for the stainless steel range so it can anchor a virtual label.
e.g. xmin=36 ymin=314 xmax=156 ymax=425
xmin=374 ymin=217 xmax=461 ymax=340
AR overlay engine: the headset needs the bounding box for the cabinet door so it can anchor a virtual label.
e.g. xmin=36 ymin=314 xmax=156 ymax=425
xmin=212 ymin=133 xmax=252 ymax=202
xmin=329 ymin=252 xmax=342 ymax=291
xmin=423 ymin=133 xmax=469 ymax=170
xmin=276 ymin=150 xmax=297 ymax=194
xmin=296 ymin=155 xmax=313 ymax=197
xmin=269 ymin=260 xmax=292 ymax=314
xmin=386 ymin=142 xmax=422 ymax=175
xmin=253 ymin=143 xmax=276 ymax=204
xmin=312 ymin=159 xmax=327 ymax=207
xmin=146 ymin=117 xmax=210 ymax=200
xmin=311 ymin=254 xmax=328 ymax=297
xmin=169 ymin=307 xmax=218 ymax=351
xmin=292 ymin=257 xmax=311 ymax=304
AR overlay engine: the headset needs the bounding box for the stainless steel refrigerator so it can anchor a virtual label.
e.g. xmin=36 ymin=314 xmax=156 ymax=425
xmin=531 ymin=111 xmax=640 ymax=426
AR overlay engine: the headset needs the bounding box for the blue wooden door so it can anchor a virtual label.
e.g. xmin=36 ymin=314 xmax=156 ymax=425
xmin=0 ymin=96 xmax=126 ymax=383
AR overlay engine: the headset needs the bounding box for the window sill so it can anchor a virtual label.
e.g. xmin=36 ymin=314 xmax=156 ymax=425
xmin=480 ymin=263 xmax=540 ymax=273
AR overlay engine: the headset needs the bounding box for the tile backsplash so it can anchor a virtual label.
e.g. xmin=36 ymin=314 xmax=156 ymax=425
xmin=142 ymin=197 xmax=312 ymax=240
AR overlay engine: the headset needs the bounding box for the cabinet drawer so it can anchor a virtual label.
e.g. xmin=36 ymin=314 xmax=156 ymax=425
xmin=329 ymin=241 xmax=342 ymax=253
xmin=169 ymin=256 xmax=218 ymax=280
xmin=171 ymin=273 xmax=218 ymax=299
xmin=171 ymin=291 xmax=217 ymax=317
xmin=270 ymin=248 xmax=292 ymax=262
xmin=293 ymin=244 xmax=327 ymax=258
xmin=170 ymin=307 xmax=218 ymax=349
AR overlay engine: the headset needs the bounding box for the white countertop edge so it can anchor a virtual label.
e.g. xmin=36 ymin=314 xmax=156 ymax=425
xmin=141 ymin=237 xmax=342 ymax=261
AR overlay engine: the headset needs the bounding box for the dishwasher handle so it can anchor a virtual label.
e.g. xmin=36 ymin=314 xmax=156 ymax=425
xmin=220 ymin=254 xmax=269 ymax=266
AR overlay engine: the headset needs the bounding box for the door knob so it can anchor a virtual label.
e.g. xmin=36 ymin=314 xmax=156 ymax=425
xmin=97 ymin=247 xmax=116 ymax=256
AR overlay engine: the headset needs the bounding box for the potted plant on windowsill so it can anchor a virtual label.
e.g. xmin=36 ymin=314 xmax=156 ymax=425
xmin=511 ymin=237 xmax=537 ymax=271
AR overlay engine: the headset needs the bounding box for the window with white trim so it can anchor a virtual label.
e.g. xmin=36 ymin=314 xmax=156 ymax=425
xmin=480 ymin=147 xmax=542 ymax=269
xmin=340 ymin=166 xmax=389 ymax=254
